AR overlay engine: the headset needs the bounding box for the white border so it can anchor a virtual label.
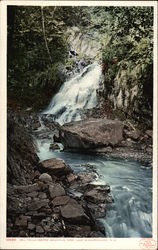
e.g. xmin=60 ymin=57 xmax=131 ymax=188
xmin=0 ymin=1 xmax=157 ymax=249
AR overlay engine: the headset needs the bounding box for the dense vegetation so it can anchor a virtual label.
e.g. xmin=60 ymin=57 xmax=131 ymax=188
xmin=7 ymin=6 xmax=91 ymax=110
xmin=89 ymin=6 xmax=153 ymax=123
xmin=8 ymin=5 xmax=153 ymax=125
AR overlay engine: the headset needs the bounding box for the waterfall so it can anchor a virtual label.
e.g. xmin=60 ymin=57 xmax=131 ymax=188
xmin=42 ymin=63 xmax=102 ymax=125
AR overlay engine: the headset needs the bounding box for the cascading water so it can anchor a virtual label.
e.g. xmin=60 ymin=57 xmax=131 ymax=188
xmin=42 ymin=63 xmax=102 ymax=125
xmin=36 ymin=61 xmax=152 ymax=238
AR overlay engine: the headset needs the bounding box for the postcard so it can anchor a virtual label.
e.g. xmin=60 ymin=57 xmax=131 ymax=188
xmin=0 ymin=0 xmax=157 ymax=249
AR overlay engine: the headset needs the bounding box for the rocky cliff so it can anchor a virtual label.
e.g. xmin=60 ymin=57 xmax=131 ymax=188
xmin=7 ymin=112 xmax=39 ymax=185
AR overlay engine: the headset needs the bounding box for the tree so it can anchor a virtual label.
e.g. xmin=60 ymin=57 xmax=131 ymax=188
xmin=7 ymin=6 xmax=68 ymax=110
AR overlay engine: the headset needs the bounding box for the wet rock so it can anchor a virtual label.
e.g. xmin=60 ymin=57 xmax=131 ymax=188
xmin=67 ymin=173 xmax=77 ymax=184
xmin=49 ymin=143 xmax=60 ymax=151
xmin=49 ymin=183 xmax=65 ymax=199
xmin=39 ymin=173 xmax=53 ymax=183
xmin=53 ymin=133 xmax=60 ymax=143
xmin=84 ymin=185 xmax=111 ymax=204
xmin=15 ymin=215 xmax=28 ymax=227
xmin=87 ymin=203 xmax=107 ymax=219
xmin=60 ymin=204 xmax=91 ymax=224
xmin=39 ymin=158 xmax=72 ymax=176
xmin=52 ymin=196 xmax=70 ymax=206
xmin=77 ymin=172 xmax=97 ymax=184
xmin=59 ymin=118 xmax=123 ymax=151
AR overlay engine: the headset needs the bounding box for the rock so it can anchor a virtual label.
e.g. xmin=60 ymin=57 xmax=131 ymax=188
xmin=7 ymin=196 xmax=27 ymax=214
xmin=15 ymin=215 xmax=28 ymax=227
xmin=32 ymin=122 xmax=41 ymax=130
xmin=38 ymin=192 xmax=47 ymax=199
xmin=124 ymin=129 xmax=141 ymax=140
xmin=84 ymin=185 xmax=111 ymax=204
xmin=52 ymin=213 xmax=60 ymax=221
xmin=39 ymin=158 xmax=72 ymax=176
xmin=66 ymin=225 xmax=91 ymax=237
xmin=145 ymin=130 xmax=152 ymax=138
xmin=67 ymin=173 xmax=77 ymax=184
xmin=7 ymin=111 xmax=39 ymax=185
xmin=14 ymin=183 xmax=40 ymax=194
xmin=43 ymin=225 xmax=51 ymax=232
xmin=87 ymin=203 xmax=106 ymax=219
xmin=34 ymin=170 xmax=40 ymax=179
xmin=145 ymin=147 xmax=152 ymax=154
xmin=39 ymin=173 xmax=53 ymax=183
xmin=28 ymin=223 xmax=36 ymax=230
xmin=77 ymin=172 xmax=97 ymax=184
xmin=28 ymin=200 xmax=49 ymax=211
xmin=105 ymin=195 xmax=113 ymax=203
xmin=60 ymin=204 xmax=91 ymax=224
xmin=49 ymin=143 xmax=60 ymax=151
xmin=93 ymin=146 xmax=113 ymax=153
xmin=26 ymin=212 xmax=46 ymax=218
xmin=67 ymin=198 xmax=79 ymax=206
xmin=53 ymin=133 xmax=61 ymax=143
xmin=49 ymin=183 xmax=65 ymax=199
xmin=121 ymin=139 xmax=134 ymax=147
xmin=52 ymin=196 xmax=70 ymax=206
xmin=27 ymin=191 xmax=38 ymax=198
xmin=87 ymin=231 xmax=105 ymax=237
xmin=59 ymin=118 xmax=123 ymax=151
xmin=19 ymin=231 xmax=28 ymax=237
xmin=36 ymin=226 xmax=44 ymax=233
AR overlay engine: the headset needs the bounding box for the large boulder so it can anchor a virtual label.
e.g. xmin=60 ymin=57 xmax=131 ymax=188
xmin=59 ymin=118 xmax=123 ymax=151
xmin=39 ymin=158 xmax=72 ymax=176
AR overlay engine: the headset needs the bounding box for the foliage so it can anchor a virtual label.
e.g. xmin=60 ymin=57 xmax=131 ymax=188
xmin=7 ymin=6 xmax=92 ymax=110
xmin=7 ymin=6 xmax=69 ymax=110
xmin=99 ymin=6 xmax=153 ymax=119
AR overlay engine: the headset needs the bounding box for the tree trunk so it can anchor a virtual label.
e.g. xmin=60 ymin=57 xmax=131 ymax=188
xmin=41 ymin=6 xmax=53 ymax=64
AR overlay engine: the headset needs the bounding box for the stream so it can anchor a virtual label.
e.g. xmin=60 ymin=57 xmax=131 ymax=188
xmin=36 ymin=62 xmax=152 ymax=238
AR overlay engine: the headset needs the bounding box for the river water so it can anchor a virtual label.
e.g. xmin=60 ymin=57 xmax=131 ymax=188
xmin=37 ymin=63 xmax=152 ymax=238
